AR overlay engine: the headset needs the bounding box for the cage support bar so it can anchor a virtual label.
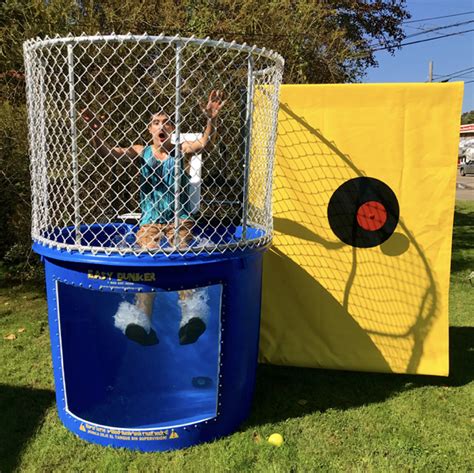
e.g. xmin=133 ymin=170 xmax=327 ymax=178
xmin=242 ymin=55 xmax=255 ymax=239
xmin=24 ymin=50 xmax=38 ymax=235
xmin=265 ymin=72 xmax=283 ymax=236
xmin=67 ymin=44 xmax=81 ymax=245
xmin=39 ymin=57 xmax=49 ymax=235
xmin=173 ymin=41 xmax=183 ymax=247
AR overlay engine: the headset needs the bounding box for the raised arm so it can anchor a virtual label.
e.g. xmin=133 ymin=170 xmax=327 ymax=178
xmin=181 ymin=90 xmax=225 ymax=155
xmin=81 ymin=110 xmax=143 ymax=159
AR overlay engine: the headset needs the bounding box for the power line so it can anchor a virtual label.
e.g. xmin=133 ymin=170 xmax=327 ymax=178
xmin=450 ymin=71 xmax=474 ymax=78
xmin=435 ymin=76 xmax=474 ymax=82
xmin=405 ymin=24 xmax=448 ymax=38
xmin=403 ymin=19 xmax=474 ymax=39
xmin=435 ymin=75 xmax=474 ymax=81
xmin=365 ymin=19 xmax=474 ymax=50
xmin=370 ymin=28 xmax=474 ymax=52
xmin=434 ymin=67 xmax=474 ymax=80
xmin=450 ymin=74 xmax=474 ymax=79
xmin=436 ymin=67 xmax=474 ymax=82
xmin=404 ymin=11 xmax=474 ymax=24
xmin=437 ymin=67 xmax=474 ymax=76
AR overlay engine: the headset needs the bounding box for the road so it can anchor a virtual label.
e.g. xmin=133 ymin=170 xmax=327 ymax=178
xmin=456 ymin=173 xmax=474 ymax=201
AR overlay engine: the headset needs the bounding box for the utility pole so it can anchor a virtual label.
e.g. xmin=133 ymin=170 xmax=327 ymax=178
xmin=428 ymin=61 xmax=433 ymax=82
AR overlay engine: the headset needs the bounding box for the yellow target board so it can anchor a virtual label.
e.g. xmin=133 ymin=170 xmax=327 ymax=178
xmin=260 ymin=83 xmax=463 ymax=375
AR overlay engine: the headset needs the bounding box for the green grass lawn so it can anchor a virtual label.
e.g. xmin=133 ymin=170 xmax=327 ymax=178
xmin=1 ymin=203 xmax=473 ymax=472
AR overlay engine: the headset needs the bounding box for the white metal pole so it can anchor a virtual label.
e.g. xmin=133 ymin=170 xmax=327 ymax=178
xmin=242 ymin=55 xmax=255 ymax=239
xmin=173 ymin=41 xmax=183 ymax=247
xmin=39 ymin=57 xmax=49 ymax=236
xmin=67 ymin=44 xmax=81 ymax=245
xmin=265 ymin=71 xmax=283 ymax=237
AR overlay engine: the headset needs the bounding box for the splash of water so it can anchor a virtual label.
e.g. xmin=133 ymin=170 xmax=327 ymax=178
xmin=113 ymin=301 xmax=152 ymax=334
xmin=178 ymin=288 xmax=210 ymax=327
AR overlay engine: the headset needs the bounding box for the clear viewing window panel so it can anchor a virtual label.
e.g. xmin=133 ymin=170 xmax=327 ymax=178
xmin=57 ymin=281 xmax=222 ymax=428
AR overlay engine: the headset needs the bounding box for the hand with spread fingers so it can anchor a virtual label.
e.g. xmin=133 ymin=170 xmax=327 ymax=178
xmin=203 ymin=90 xmax=226 ymax=119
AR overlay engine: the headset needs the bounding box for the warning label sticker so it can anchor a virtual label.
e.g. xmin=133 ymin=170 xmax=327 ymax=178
xmin=79 ymin=423 xmax=179 ymax=441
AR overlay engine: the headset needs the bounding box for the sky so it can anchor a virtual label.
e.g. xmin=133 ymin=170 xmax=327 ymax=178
xmin=365 ymin=0 xmax=474 ymax=113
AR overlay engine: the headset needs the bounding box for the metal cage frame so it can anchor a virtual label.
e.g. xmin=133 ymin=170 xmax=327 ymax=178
xmin=24 ymin=34 xmax=284 ymax=257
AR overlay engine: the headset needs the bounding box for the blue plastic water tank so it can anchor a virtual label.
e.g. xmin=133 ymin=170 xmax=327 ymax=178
xmin=35 ymin=226 xmax=266 ymax=451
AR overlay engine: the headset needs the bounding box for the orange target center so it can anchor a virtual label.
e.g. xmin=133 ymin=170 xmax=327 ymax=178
xmin=356 ymin=201 xmax=387 ymax=231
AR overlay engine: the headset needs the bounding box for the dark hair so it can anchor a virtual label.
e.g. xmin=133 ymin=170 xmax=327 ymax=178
xmin=148 ymin=107 xmax=173 ymax=122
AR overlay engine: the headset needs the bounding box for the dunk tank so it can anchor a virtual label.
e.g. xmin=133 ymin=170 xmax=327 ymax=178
xmin=23 ymin=35 xmax=283 ymax=450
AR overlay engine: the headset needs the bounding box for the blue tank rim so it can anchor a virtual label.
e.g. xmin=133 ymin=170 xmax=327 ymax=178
xmin=32 ymin=241 xmax=270 ymax=267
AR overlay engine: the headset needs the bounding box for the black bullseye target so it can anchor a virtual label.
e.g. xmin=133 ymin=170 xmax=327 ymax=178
xmin=327 ymin=177 xmax=399 ymax=248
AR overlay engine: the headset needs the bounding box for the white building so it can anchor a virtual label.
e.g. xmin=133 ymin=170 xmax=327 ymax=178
xmin=459 ymin=124 xmax=474 ymax=164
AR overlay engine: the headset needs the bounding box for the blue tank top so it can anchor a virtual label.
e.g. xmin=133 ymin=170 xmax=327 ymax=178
xmin=140 ymin=146 xmax=192 ymax=224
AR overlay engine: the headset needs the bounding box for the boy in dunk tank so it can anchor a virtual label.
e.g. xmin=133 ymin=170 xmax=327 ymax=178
xmin=82 ymin=90 xmax=225 ymax=346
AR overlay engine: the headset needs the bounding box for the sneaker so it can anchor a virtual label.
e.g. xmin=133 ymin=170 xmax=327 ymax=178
xmin=178 ymin=317 xmax=206 ymax=345
xmin=114 ymin=301 xmax=158 ymax=346
xmin=125 ymin=323 xmax=159 ymax=346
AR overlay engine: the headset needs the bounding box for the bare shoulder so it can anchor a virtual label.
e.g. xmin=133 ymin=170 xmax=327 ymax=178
xmin=131 ymin=144 xmax=145 ymax=155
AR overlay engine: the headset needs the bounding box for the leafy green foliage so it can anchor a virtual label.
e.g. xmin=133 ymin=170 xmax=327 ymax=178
xmin=461 ymin=109 xmax=474 ymax=125
xmin=1 ymin=0 xmax=410 ymax=82
xmin=0 ymin=101 xmax=32 ymax=271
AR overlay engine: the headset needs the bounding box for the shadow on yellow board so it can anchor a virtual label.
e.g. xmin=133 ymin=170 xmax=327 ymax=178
xmin=259 ymin=83 xmax=463 ymax=376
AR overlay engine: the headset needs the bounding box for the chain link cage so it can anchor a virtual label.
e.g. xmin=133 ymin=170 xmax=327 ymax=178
xmin=23 ymin=34 xmax=283 ymax=257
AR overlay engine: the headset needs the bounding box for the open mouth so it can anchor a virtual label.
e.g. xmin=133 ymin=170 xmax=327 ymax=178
xmin=158 ymin=132 xmax=167 ymax=141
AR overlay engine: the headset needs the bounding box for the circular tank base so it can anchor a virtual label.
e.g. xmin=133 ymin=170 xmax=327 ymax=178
xmin=36 ymin=245 xmax=266 ymax=451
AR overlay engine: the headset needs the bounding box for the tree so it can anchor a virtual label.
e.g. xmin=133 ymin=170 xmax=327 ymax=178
xmin=461 ymin=110 xmax=474 ymax=125
xmin=1 ymin=0 xmax=410 ymax=84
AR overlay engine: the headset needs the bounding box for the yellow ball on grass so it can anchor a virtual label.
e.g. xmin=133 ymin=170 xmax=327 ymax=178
xmin=267 ymin=433 xmax=284 ymax=447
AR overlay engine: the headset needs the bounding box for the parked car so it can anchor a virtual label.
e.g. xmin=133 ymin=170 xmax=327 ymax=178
xmin=459 ymin=160 xmax=474 ymax=176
